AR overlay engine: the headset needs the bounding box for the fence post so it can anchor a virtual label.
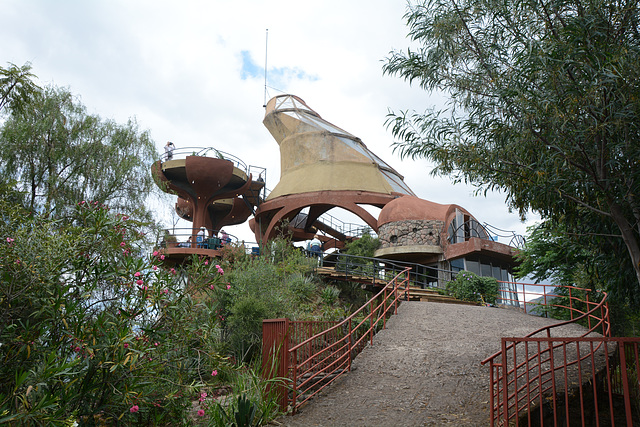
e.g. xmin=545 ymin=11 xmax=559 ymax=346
xmin=369 ymin=300 xmax=374 ymax=345
xmin=262 ymin=318 xmax=290 ymax=411
xmin=569 ymin=287 xmax=574 ymax=320
xmin=383 ymin=286 xmax=387 ymax=329
xmin=619 ymin=342 xmax=635 ymax=426
xmin=348 ymin=317 xmax=353 ymax=371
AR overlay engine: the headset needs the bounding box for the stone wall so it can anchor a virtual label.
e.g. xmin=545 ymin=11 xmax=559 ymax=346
xmin=378 ymin=220 xmax=444 ymax=249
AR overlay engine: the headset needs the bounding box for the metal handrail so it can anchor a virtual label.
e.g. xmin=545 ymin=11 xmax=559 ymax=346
xmin=480 ymin=283 xmax=612 ymax=426
xmin=307 ymin=251 xmax=520 ymax=306
xmin=448 ymin=219 xmax=526 ymax=248
xmin=286 ymin=267 xmax=411 ymax=411
xmin=156 ymin=227 xmax=238 ymax=249
xmin=160 ymin=146 xmax=249 ymax=174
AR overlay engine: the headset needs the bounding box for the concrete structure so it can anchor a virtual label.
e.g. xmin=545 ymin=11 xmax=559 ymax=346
xmin=252 ymin=94 xmax=520 ymax=286
xmin=151 ymin=148 xmax=265 ymax=263
xmin=152 ymin=94 xmax=521 ymax=287
xmin=252 ymin=95 xmax=414 ymax=246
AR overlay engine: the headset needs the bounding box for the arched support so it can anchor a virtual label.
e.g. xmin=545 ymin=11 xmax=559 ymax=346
xmin=254 ymin=190 xmax=400 ymax=245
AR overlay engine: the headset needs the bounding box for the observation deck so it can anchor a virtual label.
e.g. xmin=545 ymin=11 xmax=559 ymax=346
xmin=152 ymin=147 xmax=265 ymax=262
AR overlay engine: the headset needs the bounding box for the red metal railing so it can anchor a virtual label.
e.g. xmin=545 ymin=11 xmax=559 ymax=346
xmin=482 ymin=282 xmax=640 ymax=425
xmin=262 ymin=267 xmax=411 ymax=412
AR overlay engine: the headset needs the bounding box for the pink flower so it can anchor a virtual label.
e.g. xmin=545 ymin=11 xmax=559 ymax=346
xmin=153 ymin=251 xmax=159 ymax=257
xmin=199 ymin=392 xmax=207 ymax=401
xmin=226 ymin=285 xmax=231 ymax=290
xmin=170 ymin=268 xmax=176 ymax=275
xmin=134 ymin=271 xmax=141 ymax=277
xmin=160 ymin=255 xmax=165 ymax=260
xmin=216 ymin=265 xmax=224 ymax=275
xmin=154 ymin=342 xmax=159 ymax=346
xmin=136 ymin=279 xmax=144 ymax=286
xmin=124 ymin=343 xmax=129 ymax=348
xmin=130 ymin=405 xmax=139 ymax=413
xmin=204 ymin=260 xmax=209 ymax=266
xmin=152 ymin=265 xmax=158 ymax=271
xmin=210 ymin=285 xmax=215 ymax=290
xmin=211 ymin=369 xmax=218 ymax=376
xmin=6 ymin=237 xmax=14 ymax=243
xmin=163 ymin=289 xmax=169 ymax=294
xmin=120 ymin=242 xmax=126 ymax=247
xmin=197 ymin=409 xmax=205 ymax=417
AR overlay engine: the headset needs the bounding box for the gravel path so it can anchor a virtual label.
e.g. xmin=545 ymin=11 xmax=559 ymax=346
xmin=277 ymin=301 xmax=591 ymax=427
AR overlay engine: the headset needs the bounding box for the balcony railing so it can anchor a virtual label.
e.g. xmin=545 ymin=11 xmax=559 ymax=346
xmin=156 ymin=227 xmax=238 ymax=250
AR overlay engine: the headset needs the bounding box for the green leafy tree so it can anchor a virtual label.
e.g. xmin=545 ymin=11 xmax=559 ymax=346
xmin=0 ymin=62 xmax=39 ymax=115
xmin=0 ymin=84 xmax=158 ymax=221
xmin=516 ymin=221 xmax=639 ymax=335
xmin=0 ymin=200 xmax=229 ymax=425
xmin=384 ymin=0 xmax=640 ymax=298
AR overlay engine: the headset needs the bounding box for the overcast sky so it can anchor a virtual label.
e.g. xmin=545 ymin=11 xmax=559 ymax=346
xmin=1 ymin=0 xmax=538 ymax=244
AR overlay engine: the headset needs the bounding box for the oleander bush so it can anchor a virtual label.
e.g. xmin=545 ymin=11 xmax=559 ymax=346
xmin=0 ymin=200 xmax=230 ymax=425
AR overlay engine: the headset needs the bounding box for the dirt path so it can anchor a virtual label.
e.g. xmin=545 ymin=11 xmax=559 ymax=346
xmin=276 ymin=301 xmax=590 ymax=427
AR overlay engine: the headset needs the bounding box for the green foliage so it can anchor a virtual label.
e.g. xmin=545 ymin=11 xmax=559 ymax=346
xmin=204 ymin=361 xmax=284 ymax=427
xmin=320 ymin=285 xmax=341 ymax=306
xmin=217 ymin=237 xmax=323 ymax=362
xmin=336 ymin=232 xmax=381 ymax=278
xmin=0 ymin=62 xmax=39 ymax=115
xmin=516 ymin=221 xmax=640 ymax=334
xmin=446 ymin=270 xmax=499 ymax=305
xmin=0 ymin=201 xmax=227 ymax=425
xmin=384 ymin=0 xmax=640 ymax=296
xmin=342 ymin=232 xmax=380 ymax=258
xmin=0 ymin=83 xmax=159 ymax=222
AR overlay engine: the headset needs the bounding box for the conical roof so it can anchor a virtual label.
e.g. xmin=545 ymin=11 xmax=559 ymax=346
xmin=263 ymin=95 xmax=415 ymax=199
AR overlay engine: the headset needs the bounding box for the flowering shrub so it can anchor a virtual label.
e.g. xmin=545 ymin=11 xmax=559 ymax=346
xmin=0 ymin=200 xmax=228 ymax=425
xmin=446 ymin=270 xmax=499 ymax=305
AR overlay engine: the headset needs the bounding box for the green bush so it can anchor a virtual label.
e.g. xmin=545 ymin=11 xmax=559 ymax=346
xmin=0 ymin=200 xmax=227 ymax=425
xmin=446 ymin=270 xmax=499 ymax=305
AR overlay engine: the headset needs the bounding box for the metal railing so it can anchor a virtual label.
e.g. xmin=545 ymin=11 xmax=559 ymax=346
xmin=307 ymin=251 xmax=520 ymax=306
xmin=155 ymin=227 xmax=239 ymax=250
xmin=448 ymin=219 xmax=526 ymax=248
xmin=161 ymin=146 xmax=248 ymax=170
xmin=262 ymin=267 xmax=411 ymax=412
xmin=478 ymin=283 xmax=640 ymax=426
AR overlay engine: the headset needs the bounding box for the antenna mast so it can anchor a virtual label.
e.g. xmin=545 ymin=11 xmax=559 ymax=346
xmin=263 ymin=29 xmax=268 ymax=108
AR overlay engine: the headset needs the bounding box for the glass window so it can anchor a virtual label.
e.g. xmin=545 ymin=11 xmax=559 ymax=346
xmin=450 ymin=258 xmax=464 ymax=272
xmin=492 ymin=265 xmax=502 ymax=280
xmin=481 ymin=262 xmax=492 ymax=277
xmin=466 ymin=259 xmax=480 ymax=275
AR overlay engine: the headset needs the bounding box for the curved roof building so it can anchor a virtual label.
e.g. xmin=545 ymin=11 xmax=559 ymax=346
xmin=263 ymin=95 xmax=415 ymax=199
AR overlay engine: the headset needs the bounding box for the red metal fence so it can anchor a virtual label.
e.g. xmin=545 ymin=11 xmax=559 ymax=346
xmin=483 ymin=282 xmax=640 ymax=426
xmin=262 ymin=267 xmax=411 ymax=412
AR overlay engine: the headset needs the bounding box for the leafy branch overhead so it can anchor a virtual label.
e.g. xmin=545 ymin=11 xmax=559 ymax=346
xmin=384 ymin=0 xmax=640 ymax=294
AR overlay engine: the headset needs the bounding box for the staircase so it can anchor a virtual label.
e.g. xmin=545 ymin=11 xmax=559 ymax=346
xmin=405 ymin=286 xmax=479 ymax=306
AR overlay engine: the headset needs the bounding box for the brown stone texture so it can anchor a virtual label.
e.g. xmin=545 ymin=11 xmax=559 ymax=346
xmin=378 ymin=220 xmax=444 ymax=249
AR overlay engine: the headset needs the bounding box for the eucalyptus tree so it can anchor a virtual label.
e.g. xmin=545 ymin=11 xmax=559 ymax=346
xmin=0 ymin=84 xmax=158 ymax=221
xmin=384 ymin=0 xmax=640 ymax=297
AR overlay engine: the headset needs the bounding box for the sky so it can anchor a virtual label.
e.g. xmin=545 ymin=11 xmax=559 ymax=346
xmin=1 ymin=0 xmax=539 ymax=245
